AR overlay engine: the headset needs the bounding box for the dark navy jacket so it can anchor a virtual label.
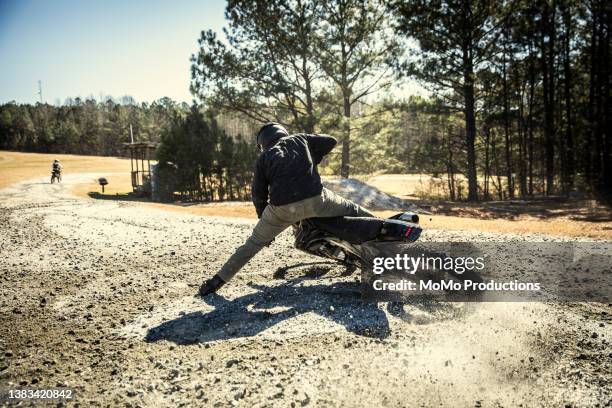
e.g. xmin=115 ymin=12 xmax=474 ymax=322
xmin=252 ymin=133 xmax=337 ymax=218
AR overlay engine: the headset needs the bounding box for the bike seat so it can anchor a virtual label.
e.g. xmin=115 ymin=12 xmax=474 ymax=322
xmin=309 ymin=216 xmax=383 ymax=244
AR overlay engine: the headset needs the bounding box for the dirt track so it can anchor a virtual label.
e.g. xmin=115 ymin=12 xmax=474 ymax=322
xmin=0 ymin=175 xmax=610 ymax=407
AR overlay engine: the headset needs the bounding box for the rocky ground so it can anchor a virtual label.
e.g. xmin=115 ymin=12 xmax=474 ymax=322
xmin=0 ymin=175 xmax=610 ymax=407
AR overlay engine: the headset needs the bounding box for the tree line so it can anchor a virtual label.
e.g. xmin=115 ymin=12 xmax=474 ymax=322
xmin=192 ymin=0 xmax=611 ymax=200
xmin=0 ymin=97 xmax=184 ymax=156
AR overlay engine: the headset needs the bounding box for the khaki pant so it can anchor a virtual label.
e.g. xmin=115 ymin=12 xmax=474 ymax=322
xmin=217 ymin=188 xmax=375 ymax=282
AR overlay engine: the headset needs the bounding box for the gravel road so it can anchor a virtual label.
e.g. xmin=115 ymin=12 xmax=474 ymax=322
xmin=0 ymin=174 xmax=610 ymax=407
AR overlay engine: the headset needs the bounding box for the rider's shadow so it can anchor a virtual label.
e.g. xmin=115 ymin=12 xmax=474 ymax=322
xmin=145 ymin=276 xmax=390 ymax=345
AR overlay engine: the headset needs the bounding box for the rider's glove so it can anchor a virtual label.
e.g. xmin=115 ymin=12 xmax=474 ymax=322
xmin=198 ymin=274 xmax=226 ymax=297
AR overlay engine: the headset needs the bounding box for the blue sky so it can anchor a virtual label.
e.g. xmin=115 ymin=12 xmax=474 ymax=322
xmin=0 ymin=0 xmax=227 ymax=104
xmin=0 ymin=0 xmax=427 ymax=105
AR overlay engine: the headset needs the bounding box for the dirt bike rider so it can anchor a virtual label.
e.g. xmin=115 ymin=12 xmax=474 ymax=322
xmin=198 ymin=122 xmax=375 ymax=297
xmin=52 ymin=160 xmax=62 ymax=176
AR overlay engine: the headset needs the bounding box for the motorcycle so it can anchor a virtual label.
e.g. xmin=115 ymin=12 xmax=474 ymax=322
xmin=293 ymin=212 xmax=483 ymax=293
xmin=50 ymin=169 xmax=62 ymax=184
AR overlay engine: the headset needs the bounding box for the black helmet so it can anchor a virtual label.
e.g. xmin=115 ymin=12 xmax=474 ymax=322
xmin=256 ymin=122 xmax=288 ymax=151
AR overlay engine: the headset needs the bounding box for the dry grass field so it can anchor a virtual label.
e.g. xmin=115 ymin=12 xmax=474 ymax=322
xmin=0 ymin=151 xmax=131 ymax=189
xmin=2 ymin=150 xmax=611 ymax=239
xmin=359 ymin=173 xmax=454 ymax=199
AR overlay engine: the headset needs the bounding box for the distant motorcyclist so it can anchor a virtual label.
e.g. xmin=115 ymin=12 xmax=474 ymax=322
xmin=51 ymin=160 xmax=62 ymax=183
xmin=198 ymin=122 xmax=374 ymax=297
